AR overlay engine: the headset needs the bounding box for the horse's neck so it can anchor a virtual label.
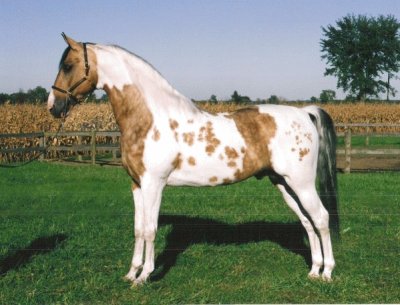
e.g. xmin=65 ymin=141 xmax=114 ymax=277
xmin=96 ymin=45 xmax=200 ymax=133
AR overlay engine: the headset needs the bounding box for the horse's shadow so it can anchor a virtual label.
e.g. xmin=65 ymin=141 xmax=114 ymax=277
xmin=0 ymin=234 xmax=67 ymax=276
xmin=151 ymin=215 xmax=310 ymax=281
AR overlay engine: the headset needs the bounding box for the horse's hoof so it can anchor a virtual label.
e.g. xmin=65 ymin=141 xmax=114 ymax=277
xmin=132 ymin=278 xmax=146 ymax=287
xmin=308 ymin=272 xmax=320 ymax=280
xmin=123 ymin=272 xmax=137 ymax=283
xmin=322 ymin=274 xmax=333 ymax=282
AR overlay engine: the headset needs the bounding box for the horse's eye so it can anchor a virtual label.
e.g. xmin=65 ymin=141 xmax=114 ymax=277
xmin=63 ymin=63 xmax=73 ymax=72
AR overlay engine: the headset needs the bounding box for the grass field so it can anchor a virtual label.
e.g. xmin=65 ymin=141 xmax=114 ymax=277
xmin=0 ymin=163 xmax=399 ymax=304
xmin=336 ymin=134 xmax=400 ymax=148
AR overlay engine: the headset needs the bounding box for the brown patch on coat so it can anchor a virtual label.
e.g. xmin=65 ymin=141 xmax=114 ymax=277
xmin=227 ymin=161 xmax=237 ymax=168
xmin=226 ymin=107 xmax=277 ymax=181
xmin=187 ymin=119 xmax=194 ymax=124
xmin=168 ymin=120 xmax=179 ymax=142
xmin=188 ymin=156 xmax=196 ymax=166
xmin=304 ymin=132 xmax=312 ymax=142
xmin=299 ymin=147 xmax=310 ymax=161
xmin=152 ymin=127 xmax=160 ymax=141
xmin=169 ymin=119 xmax=179 ymax=130
xmin=225 ymin=146 xmax=239 ymax=159
xmin=198 ymin=126 xmax=206 ymax=142
xmin=199 ymin=121 xmax=221 ymax=155
xmin=291 ymin=121 xmax=301 ymax=130
xmin=182 ymin=132 xmax=195 ymax=146
xmin=209 ymin=176 xmax=218 ymax=183
xmin=105 ymin=84 xmax=153 ymax=185
xmin=131 ymin=182 xmax=140 ymax=191
xmin=172 ymin=153 xmax=183 ymax=170
xmin=223 ymin=178 xmax=233 ymax=184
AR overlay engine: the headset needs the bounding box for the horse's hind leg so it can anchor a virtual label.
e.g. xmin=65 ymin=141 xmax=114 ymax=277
xmin=124 ymin=183 xmax=145 ymax=282
xmin=284 ymin=176 xmax=335 ymax=281
xmin=270 ymin=176 xmax=323 ymax=278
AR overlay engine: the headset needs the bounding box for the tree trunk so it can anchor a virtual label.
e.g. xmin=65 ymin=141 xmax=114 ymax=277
xmin=387 ymin=73 xmax=390 ymax=102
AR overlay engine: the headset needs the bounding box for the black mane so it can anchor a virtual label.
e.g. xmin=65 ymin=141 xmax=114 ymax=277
xmin=58 ymin=46 xmax=71 ymax=70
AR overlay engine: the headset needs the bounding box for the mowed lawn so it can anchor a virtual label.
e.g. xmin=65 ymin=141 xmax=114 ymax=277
xmin=0 ymin=163 xmax=399 ymax=304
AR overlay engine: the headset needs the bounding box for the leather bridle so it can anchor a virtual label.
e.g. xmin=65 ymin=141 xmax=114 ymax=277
xmin=52 ymin=36 xmax=94 ymax=114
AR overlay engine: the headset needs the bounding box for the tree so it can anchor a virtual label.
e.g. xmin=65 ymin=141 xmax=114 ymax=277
xmin=209 ymin=94 xmax=218 ymax=104
xmin=0 ymin=93 xmax=10 ymax=105
xmin=267 ymin=95 xmax=280 ymax=104
xmin=319 ymin=90 xmax=336 ymax=103
xmin=321 ymin=14 xmax=400 ymax=101
xmin=9 ymin=90 xmax=27 ymax=104
xmin=231 ymin=90 xmax=241 ymax=103
xmin=27 ymin=86 xmax=48 ymax=103
xmin=377 ymin=15 xmax=400 ymax=100
xmin=230 ymin=90 xmax=251 ymax=104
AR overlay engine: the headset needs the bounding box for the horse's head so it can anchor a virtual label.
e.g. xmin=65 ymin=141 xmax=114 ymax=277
xmin=48 ymin=33 xmax=98 ymax=118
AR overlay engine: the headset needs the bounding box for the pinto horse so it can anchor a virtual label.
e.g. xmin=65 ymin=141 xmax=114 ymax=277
xmin=48 ymin=34 xmax=339 ymax=285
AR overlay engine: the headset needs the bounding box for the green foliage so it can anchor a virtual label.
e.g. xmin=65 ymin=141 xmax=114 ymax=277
xmin=267 ymin=95 xmax=280 ymax=104
xmin=320 ymin=90 xmax=336 ymax=103
xmin=321 ymin=14 xmax=400 ymax=101
xmin=0 ymin=86 xmax=49 ymax=104
xmin=0 ymin=163 xmax=399 ymax=303
xmin=0 ymin=87 xmax=109 ymax=104
xmin=230 ymin=90 xmax=252 ymax=104
xmin=209 ymin=94 xmax=218 ymax=104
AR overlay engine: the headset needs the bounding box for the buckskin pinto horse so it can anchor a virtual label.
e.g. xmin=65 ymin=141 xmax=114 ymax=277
xmin=48 ymin=34 xmax=339 ymax=285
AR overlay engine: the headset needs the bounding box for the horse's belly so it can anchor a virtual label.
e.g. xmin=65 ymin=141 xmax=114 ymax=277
xmin=166 ymin=159 xmax=240 ymax=187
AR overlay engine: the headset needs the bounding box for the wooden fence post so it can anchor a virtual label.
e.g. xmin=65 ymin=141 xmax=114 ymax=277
xmin=91 ymin=131 xmax=96 ymax=165
xmin=344 ymin=127 xmax=351 ymax=174
xmin=77 ymin=134 xmax=82 ymax=162
xmin=39 ymin=132 xmax=45 ymax=161
xmin=112 ymin=135 xmax=117 ymax=161
xmin=365 ymin=122 xmax=370 ymax=146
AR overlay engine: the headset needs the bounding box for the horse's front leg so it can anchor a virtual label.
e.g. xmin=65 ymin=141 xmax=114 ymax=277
xmin=124 ymin=182 xmax=145 ymax=282
xmin=132 ymin=175 xmax=165 ymax=286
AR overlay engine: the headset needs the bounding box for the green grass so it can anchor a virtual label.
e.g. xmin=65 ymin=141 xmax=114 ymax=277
xmin=0 ymin=163 xmax=399 ymax=304
xmin=337 ymin=135 xmax=400 ymax=148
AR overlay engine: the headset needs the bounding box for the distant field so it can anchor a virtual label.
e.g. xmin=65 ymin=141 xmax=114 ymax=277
xmin=0 ymin=163 xmax=399 ymax=304
xmin=1 ymin=102 xmax=400 ymax=133
xmin=1 ymin=102 xmax=399 ymax=164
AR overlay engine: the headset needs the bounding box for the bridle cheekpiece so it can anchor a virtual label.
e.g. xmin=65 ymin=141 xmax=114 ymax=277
xmin=52 ymin=33 xmax=93 ymax=111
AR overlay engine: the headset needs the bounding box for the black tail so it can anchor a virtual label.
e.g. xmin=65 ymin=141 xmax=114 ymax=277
xmin=305 ymin=106 xmax=340 ymax=239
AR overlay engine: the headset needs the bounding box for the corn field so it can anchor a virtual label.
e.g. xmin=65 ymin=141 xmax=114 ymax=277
xmin=1 ymin=102 xmax=400 ymax=163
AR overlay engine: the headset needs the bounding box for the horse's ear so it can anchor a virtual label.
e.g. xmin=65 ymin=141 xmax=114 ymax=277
xmin=61 ymin=32 xmax=80 ymax=50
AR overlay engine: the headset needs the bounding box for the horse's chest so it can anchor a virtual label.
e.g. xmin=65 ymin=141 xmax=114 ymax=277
xmin=120 ymin=132 xmax=148 ymax=184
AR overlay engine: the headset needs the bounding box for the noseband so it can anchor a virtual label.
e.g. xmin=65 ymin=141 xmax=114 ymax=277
xmin=52 ymin=40 xmax=93 ymax=111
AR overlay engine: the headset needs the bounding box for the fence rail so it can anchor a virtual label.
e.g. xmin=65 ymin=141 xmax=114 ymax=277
xmin=1 ymin=124 xmax=399 ymax=172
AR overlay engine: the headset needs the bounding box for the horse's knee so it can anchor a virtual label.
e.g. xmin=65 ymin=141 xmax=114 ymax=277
xmin=313 ymin=209 xmax=330 ymax=233
xmin=143 ymin=226 xmax=157 ymax=242
xmin=135 ymin=228 xmax=144 ymax=239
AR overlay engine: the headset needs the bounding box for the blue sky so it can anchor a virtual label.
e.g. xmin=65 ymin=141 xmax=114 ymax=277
xmin=1 ymin=0 xmax=399 ymax=100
